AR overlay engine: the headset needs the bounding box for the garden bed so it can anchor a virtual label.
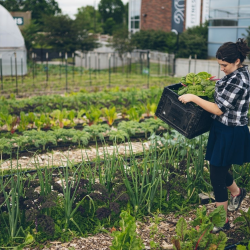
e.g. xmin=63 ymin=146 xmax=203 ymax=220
xmin=23 ymin=196 xmax=250 ymax=250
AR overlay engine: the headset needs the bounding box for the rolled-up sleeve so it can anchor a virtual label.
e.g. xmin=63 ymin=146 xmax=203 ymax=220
xmin=215 ymin=81 xmax=244 ymax=113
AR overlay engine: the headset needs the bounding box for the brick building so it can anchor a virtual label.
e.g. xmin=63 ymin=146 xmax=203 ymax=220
xmin=140 ymin=0 xmax=175 ymax=32
xmin=129 ymin=0 xmax=210 ymax=34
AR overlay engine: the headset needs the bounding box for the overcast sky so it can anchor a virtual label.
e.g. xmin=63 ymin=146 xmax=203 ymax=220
xmin=58 ymin=0 xmax=129 ymax=19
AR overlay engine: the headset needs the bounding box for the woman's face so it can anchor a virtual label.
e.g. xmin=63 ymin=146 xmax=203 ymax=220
xmin=217 ymin=59 xmax=240 ymax=75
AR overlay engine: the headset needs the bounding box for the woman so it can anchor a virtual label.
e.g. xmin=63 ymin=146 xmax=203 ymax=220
xmin=178 ymin=38 xmax=250 ymax=233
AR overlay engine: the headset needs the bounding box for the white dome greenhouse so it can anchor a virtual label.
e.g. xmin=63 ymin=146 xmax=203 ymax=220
xmin=0 ymin=4 xmax=27 ymax=76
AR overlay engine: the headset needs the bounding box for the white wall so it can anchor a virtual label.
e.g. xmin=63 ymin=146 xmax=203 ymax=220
xmin=175 ymin=58 xmax=250 ymax=78
xmin=0 ymin=48 xmax=27 ymax=76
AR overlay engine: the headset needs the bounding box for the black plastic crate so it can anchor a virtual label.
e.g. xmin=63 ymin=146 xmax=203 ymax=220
xmin=155 ymin=83 xmax=213 ymax=139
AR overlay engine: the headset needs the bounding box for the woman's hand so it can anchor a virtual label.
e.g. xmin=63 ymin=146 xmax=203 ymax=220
xmin=178 ymin=94 xmax=195 ymax=104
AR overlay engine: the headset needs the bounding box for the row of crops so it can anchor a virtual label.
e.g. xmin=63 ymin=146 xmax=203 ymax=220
xmin=0 ymin=87 xmax=168 ymax=160
xmin=1 ymin=85 xmax=250 ymax=248
xmin=1 ymin=129 xmax=250 ymax=248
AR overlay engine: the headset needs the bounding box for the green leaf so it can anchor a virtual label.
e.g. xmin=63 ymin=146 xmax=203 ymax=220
xmin=196 ymin=72 xmax=212 ymax=80
xmin=236 ymin=245 xmax=247 ymax=250
xmin=213 ymin=231 xmax=227 ymax=250
xmin=176 ymin=217 xmax=187 ymax=241
xmin=209 ymin=205 xmax=227 ymax=228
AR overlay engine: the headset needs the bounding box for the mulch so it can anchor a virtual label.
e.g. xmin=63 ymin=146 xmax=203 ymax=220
xmin=23 ymin=193 xmax=250 ymax=250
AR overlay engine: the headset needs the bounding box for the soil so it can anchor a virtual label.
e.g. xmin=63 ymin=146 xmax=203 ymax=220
xmin=23 ymin=194 xmax=250 ymax=250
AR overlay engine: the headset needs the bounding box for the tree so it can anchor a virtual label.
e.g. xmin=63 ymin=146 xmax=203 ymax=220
xmin=43 ymin=14 xmax=98 ymax=53
xmin=103 ymin=17 xmax=116 ymax=35
xmin=43 ymin=15 xmax=78 ymax=53
xmin=0 ymin=0 xmax=21 ymax=11
xmin=21 ymin=21 xmax=41 ymax=53
xmin=74 ymin=20 xmax=99 ymax=52
xmin=0 ymin=0 xmax=61 ymax=27
xmin=23 ymin=0 xmax=61 ymax=26
xmin=98 ymin=0 xmax=125 ymax=34
xmin=74 ymin=6 xmax=103 ymax=33
xmin=131 ymin=30 xmax=177 ymax=52
xmin=109 ymin=26 xmax=134 ymax=72
xmin=176 ymin=33 xmax=207 ymax=59
xmin=176 ymin=22 xmax=208 ymax=59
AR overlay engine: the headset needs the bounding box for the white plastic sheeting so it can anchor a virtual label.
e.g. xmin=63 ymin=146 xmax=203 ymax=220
xmin=0 ymin=4 xmax=27 ymax=76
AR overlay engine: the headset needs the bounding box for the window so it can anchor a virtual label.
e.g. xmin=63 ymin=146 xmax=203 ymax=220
xmin=239 ymin=0 xmax=250 ymax=6
xmin=209 ymin=8 xmax=238 ymax=19
xmin=209 ymin=19 xmax=238 ymax=26
xmin=129 ymin=0 xmax=141 ymax=32
xmin=238 ymin=7 xmax=250 ymax=18
xmin=238 ymin=19 xmax=250 ymax=26
xmin=208 ymin=28 xmax=238 ymax=43
xmin=210 ymin=0 xmax=238 ymax=9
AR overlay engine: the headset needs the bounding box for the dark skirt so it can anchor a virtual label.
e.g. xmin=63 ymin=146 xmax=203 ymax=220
xmin=205 ymin=119 xmax=250 ymax=167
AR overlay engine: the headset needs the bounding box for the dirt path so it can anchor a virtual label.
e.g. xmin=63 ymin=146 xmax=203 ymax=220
xmin=1 ymin=141 xmax=152 ymax=172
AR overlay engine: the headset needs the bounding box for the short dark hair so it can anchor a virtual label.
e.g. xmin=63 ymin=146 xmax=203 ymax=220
xmin=216 ymin=38 xmax=250 ymax=63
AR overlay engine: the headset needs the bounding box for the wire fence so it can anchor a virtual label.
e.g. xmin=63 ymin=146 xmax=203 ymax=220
xmin=0 ymin=50 xmax=176 ymax=97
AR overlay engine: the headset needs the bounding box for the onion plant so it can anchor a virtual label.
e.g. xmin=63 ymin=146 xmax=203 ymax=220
xmin=0 ymin=160 xmax=24 ymax=239
xmin=120 ymin=139 xmax=165 ymax=215
xmin=58 ymin=156 xmax=94 ymax=233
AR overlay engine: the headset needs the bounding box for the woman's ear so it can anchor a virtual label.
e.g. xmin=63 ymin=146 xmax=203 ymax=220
xmin=235 ymin=58 xmax=241 ymax=66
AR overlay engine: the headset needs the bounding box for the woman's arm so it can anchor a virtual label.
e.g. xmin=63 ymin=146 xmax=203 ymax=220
xmin=178 ymin=94 xmax=223 ymax=116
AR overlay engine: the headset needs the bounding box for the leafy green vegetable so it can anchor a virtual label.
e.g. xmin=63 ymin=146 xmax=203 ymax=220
xmin=178 ymin=71 xmax=216 ymax=102
xmin=196 ymin=71 xmax=212 ymax=80
xmin=110 ymin=211 xmax=144 ymax=250
xmin=172 ymin=206 xmax=228 ymax=250
xmin=185 ymin=73 xmax=201 ymax=85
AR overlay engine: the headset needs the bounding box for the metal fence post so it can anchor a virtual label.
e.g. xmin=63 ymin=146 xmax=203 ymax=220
xmin=109 ymin=53 xmax=111 ymax=87
xmin=11 ymin=56 xmax=13 ymax=85
xmin=188 ymin=55 xmax=192 ymax=73
xmin=98 ymin=53 xmax=100 ymax=76
xmin=165 ymin=54 xmax=167 ymax=80
xmin=89 ymin=53 xmax=92 ymax=85
xmin=147 ymin=51 xmax=150 ymax=89
xmin=14 ymin=52 xmax=18 ymax=95
xmin=65 ymin=52 xmax=68 ymax=92
xmin=81 ymin=52 xmax=83 ymax=78
xmin=0 ymin=54 xmax=3 ymax=90
xmin=194 ymin=54 xmax=197 ymax=74
xmin=59 ymin=52 xmax=62 ymax=81
xmin=46 ymin=52 xmax=49 ymax=83
xmin=72 ymin=52 xmax=74 ymax=82
xmin=21 ymin=57 xmax=23 ymax=85
xmin=158 ymin=54 xmax=160 ymax=76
